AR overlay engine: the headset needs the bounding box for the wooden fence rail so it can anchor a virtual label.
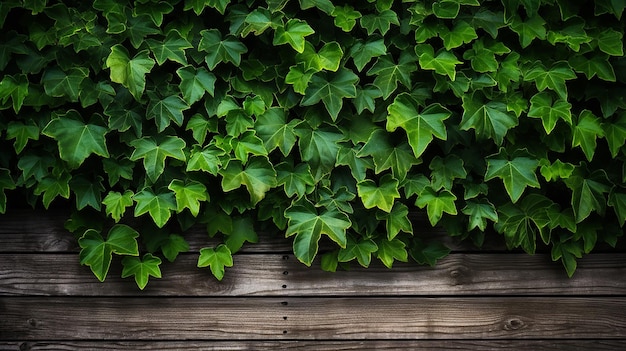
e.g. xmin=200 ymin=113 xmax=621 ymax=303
xmin=1 ymin=209 xmax=625 ymax=350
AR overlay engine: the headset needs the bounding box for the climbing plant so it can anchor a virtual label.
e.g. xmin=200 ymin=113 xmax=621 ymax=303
xmin=0 ymin=0 xmax=625 ymax=289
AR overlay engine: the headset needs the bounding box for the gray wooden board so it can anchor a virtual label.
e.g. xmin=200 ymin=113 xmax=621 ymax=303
xmin=2 ymin=297 xmax=625 ymax=340
xmin=1 ymin=253 xmax=625 ymax=296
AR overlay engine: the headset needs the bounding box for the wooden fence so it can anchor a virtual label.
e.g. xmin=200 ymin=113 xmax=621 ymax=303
xmin=1 ymin=208 xmax=625 ymax=350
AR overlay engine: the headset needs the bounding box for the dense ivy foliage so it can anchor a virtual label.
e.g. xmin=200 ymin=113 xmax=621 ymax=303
xmin=1 ymin=0 xmax=625 ymax=288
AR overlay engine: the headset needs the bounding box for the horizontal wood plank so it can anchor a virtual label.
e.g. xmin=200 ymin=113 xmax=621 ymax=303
xmin=2 ymin=297 xmax=625 ymax=340
xmin=1 ymin=340 xmax=624 ymax=351
xmin=2 ymin=253 xmax=625 ymax=296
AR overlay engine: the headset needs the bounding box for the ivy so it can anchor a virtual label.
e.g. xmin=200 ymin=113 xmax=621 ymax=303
xmin=1 ymin=1 xmax=625 ymax=288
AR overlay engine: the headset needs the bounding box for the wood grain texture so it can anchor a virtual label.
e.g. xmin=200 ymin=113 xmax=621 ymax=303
xmin=2 ymin=253 xmax=626 ymax=296
xmin=2 ymin=297 xmax=625 ymax=340
xmin=2 ymin=340 xmax=625 ymax=351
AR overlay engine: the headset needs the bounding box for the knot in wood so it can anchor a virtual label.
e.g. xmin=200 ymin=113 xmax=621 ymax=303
xmin=20 ymin=343 xmax=31 ymax=351
xmin=503 ymin=317 xmax=526 ymax=331
xmin=27 ymin=318 xmax=37 ymax=327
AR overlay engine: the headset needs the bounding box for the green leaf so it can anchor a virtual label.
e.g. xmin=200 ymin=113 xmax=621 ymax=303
xmin=168 ymin=179 xmax=208 ymax=217
xmin=34 ymin=173 xmax=71 ymax=209
xmin=160 ymin=234 xmax=190 ymax=262
xmin=197 ymin=244 xmax=233 ymax=281
xmin=225 ymin=216 xmax=258 ymax=253
xmin=332 ymin=5 xmax=361 ymax=31
xmin=42 ymin=66 xmax=88 ymax=102
xmin=146 ymin=94 xmax=190 ymax=132
xmin=415 ymin=186 xmax=458 ymax=226
xmin=462 ymin=198 xmax=498 ymax=231
xmin=357 ymin=174 xmax=400 ymax=213
xmin=336 ymin=147 xmax=374 ymax=181
xmin=297 ymin=126 xmax=343 ymax=180
xmin=0 ymin=169 xmax=15 ymax=214
xmin=296 ymin=41 xmax=343 ymax=72
xmin=410 ymin=239 xmax=450 ymax=267
xmin=78 ymin=225 xmax=139 ymax=282
xmin=524 ymin=61 xmax=576 ymax=100
xmin=299 ymin=0 xmax=334 ymax=14
xmin=608 ymin=190 xmax=626 ymax=227
xmin=103 ymin=190 xmax=134 ymax=222
xmin=338 ymin=236 xmax=378 ymax=267
xmin=219 ymin=157 xmax=277 ymax=205
xmin=273 ymin=19 xmax=315 ymax=53
xmin=125 ymin=14 xmax=161 ymax=49
xmin=0 ymin=74 xmax=29 ymax=112
xmin=603 ymin=113 xmax=626 ymax=158
xmin=552 ymin=240 xmax=583 ymax=278
xmin=540 ymin=159 xmax=575 ymax=182
xmin=376 ymin=202 xmax=413 ymax=240
xmin=485 ymin=149 xmax=540 ymax=203
xmin=198 ymin=29 xmax=247 ymax=69
xmin=462 ymin=38 xmax=510 ymax=73
xmin=285 ymin=198 xmax=351 ymax=266
xmin=460 ymin=94 xmax=518 ymax=145
xmin=147 ymin=29 xmax=192 ymax=66
xmin=527 ymin=92 xmax=572 ymax=134
xmin=432 ymin=1 xmax=460 ymax=19
xmin=186 ymin=114 xmax=217 ymax=145
xmin=571 ymin=110 xmax=604 ymax=162
xmin=121 ymin=253 xmax=162 ymax=290
xmin=42 ymin=112 xmax=110 ymax=168
xmin=276 ymin=162 xmax=315 ymax=198
xmin=597 ymin=28 xmax=624 ymax=56
xmin=69 ymin=175 xmax=104 ymax=211
xmin=429 ymin=155 xmax=467 ymax=191
xmin=569 ymin=54 xmax=616 ymax=82
xmin=285 ymin=64 xmax=314 ymax=94
xmin=353 ymin=85 xmax=383 ymax=114
xmin=350 ymin=38 xmax=386 ymax=72
xmin=129 ymin=136 xmax=186 ymax=183
xmin=186 ymin=144 xmax=225 ymax=176
xmin=510 ymin=15 xmax=546 ymax=48
xmin=6 ymin=121 xmax=39 ymax=154
xmin=360 ymin=10 xmax=399 ymax=35
xmin=366 ymin=52 xmax=417 ymax=99
xmin=375 ymin=237 xmax=408 ymax=269
xmin=134 ymin=1 xmax=174 ymax=26
xmin=133 ymin=188 xmax=177 ymax=228
xmin=358 ymin=129 xmax=420 ymax=181
xmin=301 ymin=68 xmax=359 ymax=120
xmin=439 ymin=20 xmax=478 ymax=50
xmin=564 ymin=167 xmax=611 ymax=223
xmin=415 ymin=44 xmax=462 ymax=81
xmin=105 ymin=45 xmax=155 ymax=100
xmin=255 ymin=107 xmax=300 ymax=156
xmin=387 ymin=94 xmax=451 ymax=158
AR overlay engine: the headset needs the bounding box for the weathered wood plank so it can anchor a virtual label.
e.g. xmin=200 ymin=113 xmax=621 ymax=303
xmin=2 ymin=297 xmax=625 ymax=340
xmin=2 ymin=253 xmax=626 ymax=297
xmin=1 ymin=340 xmax=624 ymax=351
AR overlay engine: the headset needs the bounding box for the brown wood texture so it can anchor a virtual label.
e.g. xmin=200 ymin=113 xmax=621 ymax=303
xmin=2 ymin=340 xmax=625 ymax=351
xmin=1 ymin=253 xmax=625 ymax=296
xmin=2 ymin=297 xmax=626 ymax=340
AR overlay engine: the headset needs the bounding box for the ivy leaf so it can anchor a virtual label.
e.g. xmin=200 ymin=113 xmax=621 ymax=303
xmin=376 ymin=202 xmax=413 ymax=240
xmin=129 ymin=136 xmax=186 ymax=183
xmin=485 ymin=149 xmax=540 ymax=203
xmin=336 ymin=147 xmax=374 ymax=181
xmin=366 ymin=52 xmax=417 ymax=100
xmin=6 ymin=121 xmax=39 ymax=154
xmin=350 ymin=38 xmax=386 ymax=72
xmin=338 ymin=236 xmax=378 ymax=267
xmin=564 ymin=167 xmax=611 ymax=223
xmin=186 ymin=114 xmax=217 ymax=145
xmin=608 ymin=190 xmax=626 ymax=227
xmin=332 ymin=5 xmax=361 ymax=32
xmin=387 ymin=94 xmax=451 ymax=158
xmin=301 ymin=68 xmax=359 ymax=120
xmin=603 ymin=113 xmax=626 ymax=158
xmin=121 ymin=254 xmax=162 ymax=290
xmin=0 ymin=169 xmax=15 ymax=214
xmin=460 ymin=94 xmax=518 ymax=145
xmin=410 ymin=238 xmax=451 ymax=267
xmin=167 ymin=179 xmax=208 ymax=217
xmin=375 ymin=237 xmax=408 ymax=269
xmin=462 ymin=38 xmax=510 ymax=73
xmin=69 ymin=175 xmax=104 ymax=211
xmin=285 ymin=199 xmax=351 ymax=266
xmin=462 ymin=198 xmax=499 ymax=231
xmin=357 ymin=174 xmax=400 ymax=213
xmin=415 ymin=44 xmax=462 ymax=80
xmin=527 ymin=92 xmax=572 ymax=134
xmin=296 ymin=41 xmax=343 ymax=72
xmin=146 ymin=94 xmax=190 ymax=132
xmin=597 ymin=28 xmax=624 ymax=56
xmin=296 ymin=126 xmax=343 ymax=180
xmin=42 ymin=112 xmax=110 ymax=169
xmin=540 ymin=159 xmax=575 ymax=182
xmin=103 ymin=190 xmax=134 ymax=222
xmin=569 ymin=54 xmax=616 ymax=82
xmin=0 ymin=74 xmax=28 ymax=112
xmin=415 ymin=186 xmax=458 ymax=226
xmin=299 ymin=0 xmax=334 ymax=14
xmin=571 ymin=110 xmax=604 ymax=162
xmin=105 ymin=45 xmax=155 ymax=100
xmin=78 ymin=225 xmax=139 ymax=282
xmin=273 ymin=18 xmax=315 ymax=53
xmin=358 ymin=129 xmax=420 ymax=181
xmin=198 ymin=29 xmax=247 ymax=69
xmin=186 ymin=144 xmax=225 ymax=176
xmin=160 ymin=234 xmax=190 ymax=262
xmin=147 ymin=29 xmax=192 ymax=66
xmin=125 ymin=14 xmax=161 ymax=49
xmin=353 ymin=85 xmax=383 ymax=114
xmin=134 ymin=1 xmax=173 ymax=27
xmin=439 ymin=20 xmax=478 ymax=50
xmin=432 ymin=1 xmax=460 ymax=19
xmin=254 ymin=107 xmax=299 ymax=156
xmin=34 ymin=173 xmax=71 ymax=209
xmin=552 ymin=239 xmax=583 ymax=278
xmin=524 ymin=61 xmax=576 ymax=100
xmin=224 ymin=216 xmax=258 ymax=253
xmin=285 ymin=63 xmax=314 ymax=94
xmin=276 ymin=162 xmax=315 ymax=198
xmin=133 ymin=188 xmax=177 ymax=228
xmin=219 ymin=157 xmax=277 ymax=205
xmin=42 ymin=66 xmax=88 ymax=102
xmin=359 ymin=10 xmax=399 ymax=35
xmin=429 ymin=155 xmax=467 ymax=191
xmin=510 ymin=15 xmax=546 ymax=48
xmin=197 ymin=244 xmax=233 ymax=281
